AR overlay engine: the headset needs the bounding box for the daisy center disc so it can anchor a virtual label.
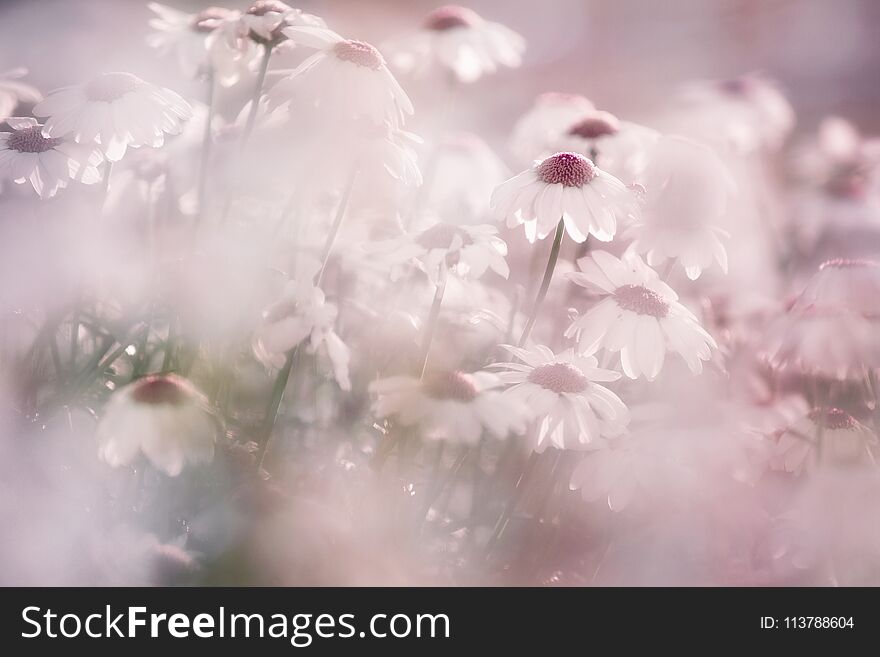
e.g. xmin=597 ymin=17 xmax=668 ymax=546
xmin=536 ymin=152 xmax=596 ymax=187
xmin=130 ymin=375 xmax=190 ymax=406
xmin=808 ymin=407 xmax=856 ymax=431
xmin=423 ymin=371 xmax=478 ymax=402
xmin=417 ymin=223 xmax=472 ymax=250
xmin=334 ymin=40 xmax=384 ymax=70
xmin=7 ymin=126 xmax=62 ymax=153
xmin=86 ymin=72 xmax=144 ymax=102
xmin=527 ymin=362 xmax=589 ymax=394
xmin=614 ymin=284 xmax=669 ymax=317
xmin=568 ymin=113 xmax=620 ymax=139
xmin=425 ymin=6 xmax=480 ymax=31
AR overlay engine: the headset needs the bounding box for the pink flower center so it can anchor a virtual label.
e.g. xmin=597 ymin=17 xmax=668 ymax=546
xmin=130 ymin=375 xmax=191 ymax=406
xmin=536 ymin=152 xmax=596 ymax=187
xmin=614 ymin=284 xmax=669 ymax=317
xmin=424 ymin=6 xmax=480 ymax=31
xmin=7 ymin=126 xmax=62 ymax=153
xmin=417 ymin=223 xmax=472 ymax=250
xmin=246 ymin=0 xmax=291 ymax=16
xmin=719 ymin=77 xmax=753 ymax=96
xmin=568 ymin=113 xmax=620 ymax=140
xmin=85 ymin=72 xmax=143 ymax=102
xmin=423 ymin=371 xmax=478 ymax=402
xmin=333 ymin=40 xmax=384 ymax=70
xmin=808 ymin=407 xmax=856 ymax=431
xmin=191 ymin=7 xmax=235 ymax=32
xmin=527 ymin=362 xmax=589 ymax=394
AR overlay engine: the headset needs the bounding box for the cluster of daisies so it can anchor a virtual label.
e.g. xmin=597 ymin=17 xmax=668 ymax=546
xmin=4 ymin=1 xmax=880 ymax=585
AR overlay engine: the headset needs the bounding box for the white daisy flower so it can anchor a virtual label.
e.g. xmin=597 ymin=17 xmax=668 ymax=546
xmin=34 ymin=72 xmax=193 ymax=162
xmin=565 ymin=251 xmax=717 ymax=379
xmin=241 ymin=0 xmax=324 ymax=47
xmin=364 ymin=222 xmax=509 ymax=285
xmin=510 ymin=92 xmax=595 ymax=163
xmin=774 ymin=408 xmax=876 ymax=475
xmin=147 ymin=3 xmax=239 ymax=80
xmin=0 ymin=68 xmax=41 ymax=120
xmin=0 ymin=117 xmax=103 ymax=198
xmin=254 ymin=275 xmax=351 ymax=391
xmin=553 ymin=109 xmax=659 ymax=181
xmin=384 ymin=5 xmax=525 ymax=83
xmin=490 ymin=151 xmax=635 ymax=243
xmin=97 ymin=374 xmax=217 ymax=477
xmin=369 ymin=370 xmax=527 ymax=445
xmin=271 ymin=26 xmax=413 ymax=129
xmin=493 ymin=345 xmax=629 ymax=451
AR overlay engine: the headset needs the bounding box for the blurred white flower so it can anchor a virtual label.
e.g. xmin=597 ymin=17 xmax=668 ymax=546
xmin=0 ymin=117 xmax=103 ymax=198
xmin=242 ymin=0 xmax=324 ymax=46
xmin=796 ymin=258 xmax=880 ymax=316
xmin=565 ymin=251 xmax=717 ymax=379
xmin=493 ymin=345 xmax=628 ymax=451
xmin=0 ymin=68 xmax=41 ymax=120
xmin=553 ymin=109 xmax=660 ymax=182
xmin=773 ymin=407 xmax=876 ymax=475
xmin=147 ymin=3 xmax=239 ymax=80
xmin=490 ymin=151 xmax=635 ymax=243
xmin=365 ymin=222 xmax=508 ymax=285
xmin=384 ymin=5 xmax=524 ymax=83
xmin=510 ymin=92 xmax=595 ymax=163
xmin=97 ymin=374 xmax=217 ymax=477
xmin=271 ymin=26 xmax=413 ymax=129
xmin=370 ymin=370 xmax=526 ymax=444
xmin=35 ymin=72 xmax=193 ymax=162
xmin=254 ymin=273 xmax=351 ymax=390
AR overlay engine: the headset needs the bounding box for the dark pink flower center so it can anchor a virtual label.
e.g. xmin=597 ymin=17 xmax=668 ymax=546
xmin=527 ymin=362 xmax=589 ymax=394
xmin=424 ymin=6 xmax=480 ymax=31
xmin=568 ymin=113 xmax=620 ymax=140
xmin=86 ymin=72 xmax=143 ymax=102
xmin=333 ymin=40 xmax=384 ymax=70
xmin=808 ymin=407 xmax=856 ymax=431
xmin=614 ymin=284 xmax=669 ymax=317
xmin=423 ymin=371 xmax=478 ymax=402
xmin=417 ymin=223 xmax=472 ymax=250
xmin=536 ymin=152 xmax=596 ymax=187
xmin=719 ymin=77 xmax=753 ymax=96
xmin=130 ymin=375 xmax=191 ymax=406
xmin=7 ymin=126 xmax=62 ymax=153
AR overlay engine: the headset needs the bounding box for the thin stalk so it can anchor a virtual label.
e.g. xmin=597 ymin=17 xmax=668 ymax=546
xmin=316 ymin=166 xmax=360 ymax=287
xmin=417 ymin=269 xmax=447 ymax=379
xmin=518 ymin=219 xmax=565 ymax=347
xmin=484 ymin=451 xmax=540 ymax=558
xmin=195 ymin=71 xmax=216 ymax=225
xmin=241 ymin=44 xmax=272 ymax=150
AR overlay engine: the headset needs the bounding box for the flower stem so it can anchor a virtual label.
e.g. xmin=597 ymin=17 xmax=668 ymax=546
xmin=255 ymin=346 xmax=298 ymax=470
xmin=195 ymin=71 xmax=216 ymax=224
xmin=417 ymin=268 xmax=447 ymax=379
xmin=484 ymin=450 xmax=540 ymax=559
xmin=518 ymin=219 xmax=565 ymax=347
xmin=316 ymin=166 xmax=360 ymax=287
xmin=241 ymin=44 xmax=272 ymax=150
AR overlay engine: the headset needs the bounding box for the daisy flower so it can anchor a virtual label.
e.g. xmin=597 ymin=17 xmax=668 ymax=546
xmin=97 ymin=374 xmax=217 ymax=477
xmin=773 ymin=408 xmax=876 ymax=475
xmin=34 ymin=72 xmax=193 ymax=162
xmin=490 ymin=151 xmax=635 ymax=243
xmin=0 ymin=68 xmax=41 ymax=120
xmin=553 ymin=109 xmax=659 ymax=181
xmin=0 ymin=117 xmax=103 ymax=198
xmin=493 ymin=345 xmax=629 ymax=451
xmin=254 ymin=276 xmax=351 ymax=391
xmin=241 ymin=0 xmax=324 ymax=47
xmin=565 ymin=251 xmax=717 ymax=379
xmin=510 ymin=92 xmax=595 ymax=163
xmin=795 ymin=258 xmax=880 ymax=316
xmin=384 ymin=5 xmax=525 ymax=83
xmin=271 ymin=26 xmax=413 ymax=129
xmin=364 ymin=222 xmax=509 ymax=285
xmin=369 ymin=370 xmax=526 ymax=445
xmin=147 ymin=3 xmax=239 ymax=80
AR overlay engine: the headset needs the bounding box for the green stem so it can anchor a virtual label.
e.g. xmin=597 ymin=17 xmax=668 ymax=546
xmin=417 ymin=269 xmax=447 ymax=379
xmin=316 ymin=166 xmax=360 ymax=287
xmin=518 ymin=219 xmax=565 ymax=347
xmin=255 ymin=346 xmax=297 ymax=469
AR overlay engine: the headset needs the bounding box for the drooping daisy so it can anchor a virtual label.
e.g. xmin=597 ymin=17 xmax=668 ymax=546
xmin=0 ymin=117 xmax=103 ymax=198
xmin=369 ymin=370 xmax=526 ymax=444
xmin=97 ymin=374 xmax=217 ymax=477
xmin=493 ymin=345 xmax=629 ymax=451
xmin=147 ymin=3 xmax=239 ymax=80
xmin=364 ymin=221 xmax=509 ymax=285
xmin=34 ymin=72 xmax=193 ymax=162
xmin=795 ymin=258 xmax=880 ymax=317
xmin=553 ymin=109 xmax=659 ymax=182
xmin=773 ymin=408 xmax=876 ymax=475
xmin=565 ymin=251 xmax=717 ymax=379
xmin=241 ymin=0 xmax=324 ymax=47
xmin=490 ymin=151 xmax=635 ymax=243
xmin=254 ymin=275 xmax=351 ymax=391
xmin=384 ymin=5 xmax=525 ymax=83
xmin=509 ymin=92 xmax=595 ymax=164
xmin=0 ymin=68 xmax=41 ymax=120
xmin=271 ymin=26 xmax=413 ymax=129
